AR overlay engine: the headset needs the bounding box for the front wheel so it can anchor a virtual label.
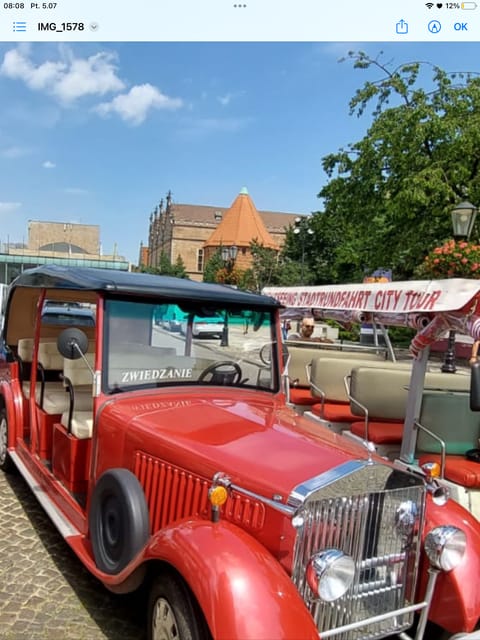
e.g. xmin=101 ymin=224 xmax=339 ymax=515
xmin=147 ymin=572 xmax=210 ymax=640
xmin=0 ymin=408 xmax=15 ymax=473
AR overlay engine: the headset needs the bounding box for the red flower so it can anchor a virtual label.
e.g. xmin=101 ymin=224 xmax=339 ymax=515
xmin=418 ymin=239 xmax=480 ymax=279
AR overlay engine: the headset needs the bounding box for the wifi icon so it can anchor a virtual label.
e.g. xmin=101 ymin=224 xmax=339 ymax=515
xmin=426 ymin=2 xmax=434 ymax=7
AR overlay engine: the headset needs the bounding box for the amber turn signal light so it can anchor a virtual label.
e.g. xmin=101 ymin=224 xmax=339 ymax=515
xmin=421 ymin=461 xmax=441 ymax=480
xmin=209 ymin=485 xmax=228 ymax=507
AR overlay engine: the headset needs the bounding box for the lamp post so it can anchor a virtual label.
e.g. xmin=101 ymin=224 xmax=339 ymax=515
xmin=293 ymin=216 xmax=314 ymax=284
xmin=220 ymin=245 xmax=238 ymax=346
xmin=441 ymin=201 xmax=478 ymax=373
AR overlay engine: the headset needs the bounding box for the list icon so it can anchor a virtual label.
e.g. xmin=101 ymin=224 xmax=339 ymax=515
xmin=13 ymin=21 xmax=27 ymax=32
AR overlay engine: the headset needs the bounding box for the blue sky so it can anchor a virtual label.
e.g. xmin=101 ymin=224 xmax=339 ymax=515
xmin=1 ymin=41 xmax=480 ymax=264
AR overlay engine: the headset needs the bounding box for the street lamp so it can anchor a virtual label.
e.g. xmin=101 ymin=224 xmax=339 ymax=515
xmin=220 ymin=245 xmax=238 ymax=346
xmin=451 ymin=201 xmax=478 ymax=240
xmin=221 ymin=245 xmax=238 ymax=263
xmin=293 ymin=216 xmax=314 ymax=284
xmin=442 ymin=200 xmax=478 ymax=373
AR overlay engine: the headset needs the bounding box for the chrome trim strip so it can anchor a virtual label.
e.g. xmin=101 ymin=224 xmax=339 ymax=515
xmin=227 ymin=483 xmax=295 ymax=516
xmin=288 ymin=459 xmax=368 ymax=508
xmin=214 ymin=473 xmax=295 ymax=516
xmin=9 ymin=451 xmax=79 ymax=538
xmin=319 ymin=601 xmax=428 ymax=639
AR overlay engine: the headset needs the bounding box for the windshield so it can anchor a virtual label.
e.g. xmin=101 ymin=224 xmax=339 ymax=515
xmin=104 ymin=299 xmax=279 ymax=393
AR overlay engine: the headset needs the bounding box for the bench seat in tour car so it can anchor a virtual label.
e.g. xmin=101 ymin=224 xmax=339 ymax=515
xmin=345 ymin=366 xmax=470 ymax=456
xmin=416 ymin=388 xmax=480 ymax=488
xmin=304 ymin=355 xmax=393 ymax=430
xmin=17 ymin=338 xmax=94 ymax=412
xmin=285 ymin=344 xmax=386 ymax=410
xmin=59 ymin=352 xmax=96 ymax=439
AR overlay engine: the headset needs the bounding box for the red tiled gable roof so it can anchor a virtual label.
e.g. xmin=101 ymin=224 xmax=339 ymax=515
xmin=204 ymin=188 xmax=279 ymax=250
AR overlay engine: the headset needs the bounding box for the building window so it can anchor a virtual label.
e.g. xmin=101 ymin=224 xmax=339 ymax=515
xmin=197 ymin=248 xmax=204 ymax=272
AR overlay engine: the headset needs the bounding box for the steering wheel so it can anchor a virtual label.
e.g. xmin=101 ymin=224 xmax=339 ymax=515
xmin=259 ymin=343 xmax=272 ymax=365
xmin=198 ymin=361 xmax=243 ymax=385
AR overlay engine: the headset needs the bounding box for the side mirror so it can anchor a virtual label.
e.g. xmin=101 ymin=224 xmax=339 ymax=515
xmin=470 ymin=360 xmax=480 ymax=411
xmin=57 ymin=328 xmax=88 ymax=360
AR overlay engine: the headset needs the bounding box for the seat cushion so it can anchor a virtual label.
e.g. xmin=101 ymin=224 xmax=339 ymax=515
xmin=289 ymin=387 xmax=316 ymax=406
xmin=18 ymin=338 xmax=34 ymax=362
xmin=61 ymin=411 xmax=93 ymax=439
xmin=351 ymin=420 xmax=403 ymax=444
xmin=311 ymin=402 xmax=357 ymax=422
xmin=43 ymin=386 xmax=92 ymax=414
xmin=38 ymin=342 xmax=63 ymax=370
xmin=418 ymin=454 xmax=480 ymax=489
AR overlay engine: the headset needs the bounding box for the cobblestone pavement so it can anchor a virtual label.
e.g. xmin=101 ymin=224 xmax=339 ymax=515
xmin=0 ymin=469 xmax=146 ymax=640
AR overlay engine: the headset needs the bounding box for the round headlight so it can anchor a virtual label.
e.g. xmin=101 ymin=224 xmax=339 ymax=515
xmin=306 ymin=549 xmax=355 ymax=602
xmin=424 ymin=526 xmax=466 ymax=571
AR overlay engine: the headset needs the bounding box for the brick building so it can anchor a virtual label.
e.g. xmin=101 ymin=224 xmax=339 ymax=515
xmin=143 ymin=188 xmax=303 ymax=281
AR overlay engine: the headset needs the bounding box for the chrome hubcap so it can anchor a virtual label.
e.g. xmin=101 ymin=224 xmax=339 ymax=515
xmin=152 ymin=597 xmax=179 ymax=640
xmin=0 ymin=417 xmax=7 ymax=465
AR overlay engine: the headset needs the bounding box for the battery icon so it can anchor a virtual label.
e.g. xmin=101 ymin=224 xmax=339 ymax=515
xmin=461 ymin=2 xmax=477 ymax=8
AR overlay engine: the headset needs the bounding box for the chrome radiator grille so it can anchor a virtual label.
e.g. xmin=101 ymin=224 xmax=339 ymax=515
xmin=291 ymin=480 xmax=425 ymax=640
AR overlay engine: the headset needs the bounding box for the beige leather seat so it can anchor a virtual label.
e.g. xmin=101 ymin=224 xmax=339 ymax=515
xmin=60 ymin=353 xmax=95 ymax=439
xmin=37 ymin=341 xmax=67 ymax=412
xmin=18 ymin=339 xmax=65 ymax=407
xmin=17 ymin=338 xmax=35 ymax=397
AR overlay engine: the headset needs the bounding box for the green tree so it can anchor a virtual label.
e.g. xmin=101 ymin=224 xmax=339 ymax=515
xmin=171 ymin=255 xmax=188 ymax=278
xmin=202 ymin=248 xmax=225 ymax=283
xmin=319 ymin=52 xmax=480 ymax=280
xmin=248 ymin=240 xmax=281 ymax=291
xmin=282 ymin=213 xmax=361 ymax=284
xmin=141 ymin=251 xmax=188 ymax=278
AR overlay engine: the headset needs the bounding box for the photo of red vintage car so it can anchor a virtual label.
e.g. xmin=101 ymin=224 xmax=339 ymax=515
xmin=1 ymin=265 xmax=480 ymax=640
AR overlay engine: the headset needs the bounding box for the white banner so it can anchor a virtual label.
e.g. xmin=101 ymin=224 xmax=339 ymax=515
xmin=264 ymin=279 xmax=480 ymax=315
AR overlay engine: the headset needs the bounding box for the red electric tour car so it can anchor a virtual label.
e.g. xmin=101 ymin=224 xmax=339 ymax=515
xmin=1 ymin=265 xmax=480 ymax=640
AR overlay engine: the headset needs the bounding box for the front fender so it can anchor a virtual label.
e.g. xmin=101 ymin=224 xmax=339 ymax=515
xmin=146 ymin=518 xmax=318 ymax=640
xmin=421 ymin=496 xmax=480 ymax=633
xmin=0 ymin=378 xmax=25 ymax=444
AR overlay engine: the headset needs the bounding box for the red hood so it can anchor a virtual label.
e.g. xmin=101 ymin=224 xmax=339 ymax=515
xmin=102 ymin=389 xmax=369 ymax=500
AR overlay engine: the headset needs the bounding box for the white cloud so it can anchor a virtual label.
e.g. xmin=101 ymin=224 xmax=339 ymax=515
xmin=42 ymin=160 xmax=56 ymax=169
xmin=0 ymin=202 xmax=21 ymax=213
xmin=217 ymin=93 xmax=232 ymax=106
xmin=52 ymin=52 xmax=125 ymax=102
xmin=95 ymin=83 xmax=183 ymax=125
xmin=1 ymin=145 xmax=31 ymax=158
xmin=0 ymin=46 xmax=125 ymax=104
xmin=216 ymin=90 xmax=244 ymax=107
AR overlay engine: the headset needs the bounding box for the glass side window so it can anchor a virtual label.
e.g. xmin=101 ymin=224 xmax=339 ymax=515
xmin=104 ymin=299 xmax=278 ymax=393
xmin=41 ymin=300 xmax=96 ymax=327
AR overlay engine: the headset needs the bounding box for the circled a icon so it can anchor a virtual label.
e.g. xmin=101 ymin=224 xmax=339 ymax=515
xmin=428 ymin=20 xmax=442 ymax=33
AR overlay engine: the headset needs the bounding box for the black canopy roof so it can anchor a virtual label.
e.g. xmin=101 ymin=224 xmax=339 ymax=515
xmin=9 ymin=265 xmax=281 ymax=309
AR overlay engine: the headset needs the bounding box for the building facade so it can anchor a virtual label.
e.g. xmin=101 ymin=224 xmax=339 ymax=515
xmin=0 ymin=221 xmax=129 ymax=284
xmin=143 ymin=189 xmax=303 ymax=281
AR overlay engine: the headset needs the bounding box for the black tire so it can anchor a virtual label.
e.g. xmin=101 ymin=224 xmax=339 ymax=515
xmin=147 ymin=572 xmax=211 ymax=640
xmin=0 ymin=408 xmax=15 ymax=473
xmin=89 ymin=468 xmax=149 ymax=574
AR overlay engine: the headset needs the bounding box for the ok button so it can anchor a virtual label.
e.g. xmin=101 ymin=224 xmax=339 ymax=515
xmin=454 ymin=22 xmax=468 ymax=30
